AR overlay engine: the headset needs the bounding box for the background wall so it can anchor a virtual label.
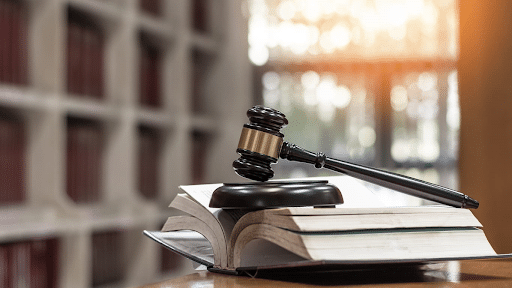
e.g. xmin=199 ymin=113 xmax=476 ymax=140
xmin=459 ymin=0 xmax=512 ymax=254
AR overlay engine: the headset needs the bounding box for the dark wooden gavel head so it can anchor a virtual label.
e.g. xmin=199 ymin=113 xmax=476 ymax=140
xmin=233 ymin=106 xmax=288 ymax=181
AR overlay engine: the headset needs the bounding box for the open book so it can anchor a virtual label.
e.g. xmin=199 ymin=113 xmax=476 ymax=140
xmin=144 ymin=176 xmax=503 ymax=273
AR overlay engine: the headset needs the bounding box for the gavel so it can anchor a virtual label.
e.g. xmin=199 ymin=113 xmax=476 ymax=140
xmin=232 ymin=105 xmax=478 ymax=209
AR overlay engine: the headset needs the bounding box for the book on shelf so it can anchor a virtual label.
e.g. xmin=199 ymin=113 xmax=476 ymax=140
xmin=191 ymin=131 xmax=209 ymax=184
xmin=145 ymin=176 xmax=509 ymax=274
xmin=191 ymin=50 xmax=212 ymax=114
xmin=0 ymin=0 xmax=27 ymax=86
xmin=92 ymin=230 xmax=124 ymax=287
xmin=138 ymin=127 xmax=160 ymax=199
xmin=66 ymin=12 xmax=104 ymax=99
xmin=0 ymin=238 xmax=58 ymax=288
xmin=192 ymin=0 xmax=209 ymax=33
xmin=0 ymin=116 xmax=25 ymax=205
xmin=66 ymin=119 xmax=103 ymax=203
xmin=139 ymin=40 xmax=161 ymax=108
xmin=140 ymin=0 xmax=161 ymax=17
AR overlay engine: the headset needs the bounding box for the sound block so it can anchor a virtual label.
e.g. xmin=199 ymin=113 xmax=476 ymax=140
xmin=209 ymin=180 xmax=343 ymax=209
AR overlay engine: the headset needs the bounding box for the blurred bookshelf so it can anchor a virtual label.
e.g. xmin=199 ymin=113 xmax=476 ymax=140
xmin=0 ymin=0 xmax=250 ymax=287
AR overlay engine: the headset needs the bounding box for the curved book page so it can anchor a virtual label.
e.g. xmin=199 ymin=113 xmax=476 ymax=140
xmin=161 ymin=215 xmax=226 ymax=268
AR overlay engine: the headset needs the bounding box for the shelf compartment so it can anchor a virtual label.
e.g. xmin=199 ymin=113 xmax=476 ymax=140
xmin=66 ymin=117 xmax=104 ymax=204
xmin=0 ymin=0 xmax=29 ymax=87
xmin=91 ymin=229 xmax=124 ymax=287
xmin=0 ymin=110 xmax=26 ymax=206
xmin=66 ymin=8 xmax=106 ymax=100
xmin=0 ymin=237 xmax=59 ymax=288
xmin=137 ymin=125 xmax=162 ymax=200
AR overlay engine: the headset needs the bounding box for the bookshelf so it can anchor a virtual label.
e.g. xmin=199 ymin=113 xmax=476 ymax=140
xmin=0 ymin=0 xmax=251 ymax=287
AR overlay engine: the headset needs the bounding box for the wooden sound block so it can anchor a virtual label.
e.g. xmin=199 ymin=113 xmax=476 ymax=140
xmin=209 ymin=180 xmax=343 ymax=209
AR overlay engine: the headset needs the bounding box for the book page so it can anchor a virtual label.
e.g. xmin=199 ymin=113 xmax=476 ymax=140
xmin=179 ymin=183 xmax=223 ymax=213
xmin=323 ymin=176 xmax=384 ymax=208
xmin=179 ymin=175 xmax=385 ymax=210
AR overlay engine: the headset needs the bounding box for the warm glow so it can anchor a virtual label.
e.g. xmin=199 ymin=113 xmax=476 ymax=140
xmin=301 ymin=71 xmax=320 ymax=89
xmin=262 ymin=72 xmax=280 ymax=90
xmin=248 ymin=0 xmax=456 ymax=65
xmin=391 ymin=85 xmax=408 ymax=111
xmin=248 ymin=46 xmax=269 ymax=66
xmin=358 ymin=126 xmax=376 ymax=148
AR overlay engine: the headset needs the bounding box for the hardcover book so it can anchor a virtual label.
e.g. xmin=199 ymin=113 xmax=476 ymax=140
xmin=145 ymin=176 xmax=508 ymax=274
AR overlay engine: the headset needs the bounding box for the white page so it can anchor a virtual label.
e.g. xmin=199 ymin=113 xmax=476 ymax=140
xmin=179 ymin=183 xmax=223 ymax=213
xmin=179 ymin=175 xmax=385 ymax=211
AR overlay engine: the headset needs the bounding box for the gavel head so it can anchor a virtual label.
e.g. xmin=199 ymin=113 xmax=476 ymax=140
xmin=233 ymin=106 xmax=288 ymax=181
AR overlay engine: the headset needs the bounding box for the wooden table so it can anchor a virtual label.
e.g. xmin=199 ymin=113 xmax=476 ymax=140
xmin=139 ymin=259 xmax=512 ymax=287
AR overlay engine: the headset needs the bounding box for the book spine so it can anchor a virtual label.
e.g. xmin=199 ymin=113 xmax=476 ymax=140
xmin=10 ymin=1 xmax=19 ymax=85
xmin=140 ymin=0 xmax=160 ymax=17
xmin=1 ymin=1 xmax=12 ymax=84
xmin=30 ymin=240 xmax=48 ymax=288
xmin=140 ymin=45 xmax=149 ymax=106
xmin=18 ymin=1 xmax=27 ymax=85
xmin=0 ymin=1 xmax=5 ymax=83
xmin=92 ymin=30 xmax=104 ymax=99
xmin=191 ymin=51 xmax=201 ymax=113
xmin=0 ymin=244 xmax=8 ymax=288
xmin=78 ymin=126 xmax=88 ymax=203
xmin=67 ymin=22 xmax=83 ymax=95
xmin=85 ymin=126 xmax=94 ymax=203
xmin=12 ymin=117 xmax=25 ymax=204
xmin=66 ymin=124 xmax=75 ymax=202
xmin=88 ymin=125 xmax=97 ymax=202
xmin=66 ymin=124 xmax=77 ymax=202
xmin=193 ymin=0 xmax=208 ymax=33
xmin=10 ymin=242 xmax=31 ymax=288
xmin=0 ymin=117 xmax=25 ymax=204
xmin=30 ymin=239 xmax=58 ymax=288
xmin=138 ymin=130 xmax=148 ymax=197
xmin=82 ymin=28 xmax=93 ymax=98
xmin=191 ymin=131 xmax=208 ymax=184
xmin=0 ymin=119 xmax=8 ymax=203
xmin=138 ymin=129 xmax=159 ymax=199
xmin=66 ymin=121 xmax=102 ymax=203
xmin=148 ymin=48 xmax=160 ymax=107
xmin=92 ymin=231 xmax=123 ymax=286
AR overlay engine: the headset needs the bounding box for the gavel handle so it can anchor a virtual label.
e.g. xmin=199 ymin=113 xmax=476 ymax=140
xmin=279 ymin=142 xmax=479 ymax=209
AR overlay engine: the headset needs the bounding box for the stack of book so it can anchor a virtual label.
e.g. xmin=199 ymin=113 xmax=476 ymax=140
xmin=66 ymin=11 xmax=104 ymax=99
xmin=145 ymin=176 xmax=502 ymax=274
xmin=0 ymin=0 xmax=27 ymax=86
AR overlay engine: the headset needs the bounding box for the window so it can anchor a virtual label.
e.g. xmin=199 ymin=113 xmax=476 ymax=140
xmin=248 ymin=0 xmax=460 ymax=204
